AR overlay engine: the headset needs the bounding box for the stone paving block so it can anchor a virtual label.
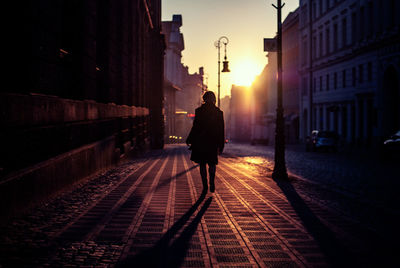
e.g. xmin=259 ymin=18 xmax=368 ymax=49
xmin=1 ymin=145 xmax=398 ymax=267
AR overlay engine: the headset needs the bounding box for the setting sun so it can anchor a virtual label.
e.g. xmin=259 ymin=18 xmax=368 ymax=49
xmin=231 ymin=60 xmax=262 ymax=87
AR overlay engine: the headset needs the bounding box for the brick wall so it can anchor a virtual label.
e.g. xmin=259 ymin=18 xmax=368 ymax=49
xmin=0 ymin=0 xmax=165 ymax=219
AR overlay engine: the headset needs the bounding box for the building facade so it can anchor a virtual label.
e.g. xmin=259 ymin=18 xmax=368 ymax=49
xmin=282 ymin=10 xmax=301 ymax=143
xmin=162 ymin=15 xmax=205 ymax=143
xmin=250 ymin=9 xmax=300 ymax=145
xmin=299 ymin=0 xmax=400 ymax=146
xmin=1 ymin=0 xmax=165 ymax=218
xmin=250 ymin=64 xmax=273 ymax=145
xmin=178 ymin=66 xmax=204 ymax=115
xmin=162 ymin=15 xmax=185 ymax=143
xmin=175 ymin=67 xmax=204 ymax=140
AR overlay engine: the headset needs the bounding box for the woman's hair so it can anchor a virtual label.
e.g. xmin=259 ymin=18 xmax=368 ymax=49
xmin=203 ymin=91 xmax=216 ymax=104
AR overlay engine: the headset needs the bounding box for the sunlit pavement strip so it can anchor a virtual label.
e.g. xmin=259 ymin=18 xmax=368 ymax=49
xmin=218 ymin=157 xmax=363 ymax=247
xmin=0 ymin=145 xmax=380 ymax=267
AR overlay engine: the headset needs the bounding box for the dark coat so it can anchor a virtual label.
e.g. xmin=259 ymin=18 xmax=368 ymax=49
xmin=186 ymin=103 xmax=225 ymax=164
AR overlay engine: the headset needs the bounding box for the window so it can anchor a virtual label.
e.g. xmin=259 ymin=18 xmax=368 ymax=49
xmin=301 ymin=5 xmax=308 ymax=26
xmin=342 ymin=69 xmax=346 ymax=88
xmin=342 ymin=18 xmax=347 ymax=47
xmin=312 ymin=36 xmax=317 ymax=59
xmin=319 ymin=107 xmax=323 ymax=129
xmin=302 ymin=77 xmax=308 ymax=96
xmin=319 ymin=0 xmax=323 ymax=16
xmin=352 ymin=67 xmax=356 ymax=86
xmin=334 ymin=72 xmax=337 ymax=89
xmin=359 ymin=64 xmax=364 ymax=83
xmin=368 ymin=62 xmax=372 ymax=81
xmin=333 ymin=24 xmax=338 ymax=51
xmin=326 ymin=74 xmax=330 ymax=91
xmin=320 ymin=76 xmax=323 ymax=91
xmin=368 ymin=1 xmax=374 ymax=35
xmin=326 ymin=28 xmax=330 ymax=55
xmin=360 ymin=6 xmax=365 ymax=40
xmin=351 ymin=12 xmax=357 ymax=43
xmin=302 ymin=40 xmax=308 ymax=65
xmin=313 ymin=77 xmax=317 ymax=92
xmin=312 ymin=1 xmax=317 ymax=19
xmin=319 ymin=32 xmax=323 ymax=57
xmin=313 ymin=108 xmax=317 ymax=129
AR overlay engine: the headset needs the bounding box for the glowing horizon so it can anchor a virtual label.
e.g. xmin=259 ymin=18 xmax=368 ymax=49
xmin=162 ymin=0 xmax=299 ymax=98
xmin=231 ymin=59 xmax=263 ymax=87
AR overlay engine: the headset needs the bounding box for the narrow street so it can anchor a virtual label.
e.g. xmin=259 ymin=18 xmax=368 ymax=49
xmin=1 ymin=144 xmax=398 ymax=267
xmin=2 ymin=0 xmax=400 ymax=267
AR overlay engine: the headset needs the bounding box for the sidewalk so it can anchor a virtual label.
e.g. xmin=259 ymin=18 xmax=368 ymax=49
xmin=0 ymin=145 xmax=394 ymax=267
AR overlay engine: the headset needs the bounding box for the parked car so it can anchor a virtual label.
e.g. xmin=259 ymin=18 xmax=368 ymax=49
xmin=382 ymin=130 xmax=400 ymax=156
xmin=306 ymin=130 xmax=339 ymax=152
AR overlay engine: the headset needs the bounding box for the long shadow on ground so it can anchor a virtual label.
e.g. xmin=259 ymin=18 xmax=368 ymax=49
xmin=117 ymin=193 xmax=212 ymax=268
xmin=273 ymin=176 xmax=355 ymax=267
xmin=154 ymin=164 xmax=198 ymax=192
xmin=274 ymin=174 xmax=400 ymax=267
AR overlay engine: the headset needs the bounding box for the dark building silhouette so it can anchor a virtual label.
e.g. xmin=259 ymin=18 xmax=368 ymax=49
xmin=251 ymin=9 xmax=300 ymax=145
xmin=162 ymin=15 xmax=205 ymax=143
xmin=0 ymin=0 xmax=165 ymax=219
xmin=162 ymin=14 xmax=184 ymax=143
xmin=230 ymin=85 xmax=252 ymax=142
xmin=220 ymin=95 xmax=231 ymax=140
xmin=176 ymin=67 xmax=204 ymax=141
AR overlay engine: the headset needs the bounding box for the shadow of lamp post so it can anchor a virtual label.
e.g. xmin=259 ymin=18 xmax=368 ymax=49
xmin=215 ymin=36 xmax=230 ymax=108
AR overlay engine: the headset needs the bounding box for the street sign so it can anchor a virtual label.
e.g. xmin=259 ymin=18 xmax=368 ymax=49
xmin=263 ymin=38 xmax=277 ymax=52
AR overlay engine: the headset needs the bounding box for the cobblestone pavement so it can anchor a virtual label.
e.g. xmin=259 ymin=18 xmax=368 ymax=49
xmin=224 ymin=143 xmax=400 ymax=232
xmin=0 ymin=144 xmax=399 ymax=267
xmin=225 ymin=143 xmax=400 ymax=199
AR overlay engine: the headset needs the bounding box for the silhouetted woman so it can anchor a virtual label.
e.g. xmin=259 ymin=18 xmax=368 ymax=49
xmin=187 ymin=91 xmax=225 ymax=193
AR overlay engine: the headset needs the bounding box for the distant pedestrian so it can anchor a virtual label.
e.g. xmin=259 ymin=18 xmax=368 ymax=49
xmin=187 ymin=91 xmax=225 ymax=193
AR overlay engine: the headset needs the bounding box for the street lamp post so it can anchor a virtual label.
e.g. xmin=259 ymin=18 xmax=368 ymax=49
xmin=214 ymin=36 xmax=230 ymax=108
xmin=272 ymin=0 xmax=288 ymax=180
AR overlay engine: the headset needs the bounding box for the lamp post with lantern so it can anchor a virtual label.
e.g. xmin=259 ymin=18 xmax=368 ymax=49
xmin=214 ymin=36 xmax=230 ymax=108
xmin=264 ymin=0 xmax=288 ymax=180
xmin=273 ymin=0 xmax=288 ymax=180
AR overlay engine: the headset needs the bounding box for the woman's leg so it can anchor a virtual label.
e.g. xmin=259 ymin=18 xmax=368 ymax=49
xmin=199 ymin=163 xmax=208 ymax=192
xmin=208 ymin=164 xmax=216 ymax=192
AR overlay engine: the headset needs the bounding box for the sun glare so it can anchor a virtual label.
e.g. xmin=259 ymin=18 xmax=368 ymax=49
xmin=232 ymin=60 xmax=261 ymax=87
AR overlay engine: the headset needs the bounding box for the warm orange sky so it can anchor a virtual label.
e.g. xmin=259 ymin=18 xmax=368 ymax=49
xmin=162 ymin=0 xmax=299 ymax=97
